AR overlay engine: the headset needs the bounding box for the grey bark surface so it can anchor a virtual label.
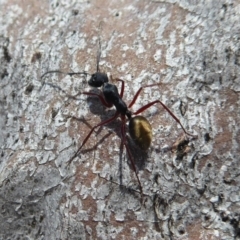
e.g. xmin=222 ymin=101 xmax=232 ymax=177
xmin=0 ymin=0 xmax=239 ymax=239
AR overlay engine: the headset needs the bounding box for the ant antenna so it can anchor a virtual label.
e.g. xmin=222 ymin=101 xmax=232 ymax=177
xmin=41 ymin=70 xmax=89 ymax=80
xmin=40 ymin=70 xmax=89 ymax=92
xmin=96 ymin=21 xmax=103 ymax=73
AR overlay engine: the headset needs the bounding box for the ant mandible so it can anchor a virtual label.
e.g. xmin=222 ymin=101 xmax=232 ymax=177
xmin=41 ymin=34 xmax=196 ymax=196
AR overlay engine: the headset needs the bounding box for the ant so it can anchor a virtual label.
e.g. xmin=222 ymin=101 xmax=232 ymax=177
xmin=41 ymin=33 xmax=196 ymax=197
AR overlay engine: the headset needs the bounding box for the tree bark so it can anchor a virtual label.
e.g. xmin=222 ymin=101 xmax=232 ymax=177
xmin=0 ymin=0 xmax=239 ymax=239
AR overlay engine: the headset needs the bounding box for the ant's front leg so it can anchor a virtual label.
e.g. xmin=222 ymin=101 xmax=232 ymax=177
xmin=82 ymin=92 xmax=113 ymax=108
xmin=110 ymin=76 xmax=125 ymax=98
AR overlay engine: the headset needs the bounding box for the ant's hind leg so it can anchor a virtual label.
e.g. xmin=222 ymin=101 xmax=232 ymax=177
xmin=120 ymin=116 xmax=143 ymax=195
xmin=128 ymin=83 xmax=196 ymax=137
xmin=67 ymin=112 xmax=120 ymax=166
xmin=133 ymin=100 xmax=197 ymax=138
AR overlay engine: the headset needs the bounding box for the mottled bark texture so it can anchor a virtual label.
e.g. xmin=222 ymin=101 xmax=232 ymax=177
xmin=0 ymin=0 xmax=239 ymax=239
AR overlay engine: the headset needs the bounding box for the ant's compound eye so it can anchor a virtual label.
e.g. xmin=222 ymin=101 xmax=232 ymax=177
xmin=89 ymin=75 xmax=96 ymax=83
xmin=92 ymin=74 xmax=96 ymax=82
xmin=88 ymin=73 xmax=101 ymax=87
xmin=129 ymin=116 xmax=152 ymax=151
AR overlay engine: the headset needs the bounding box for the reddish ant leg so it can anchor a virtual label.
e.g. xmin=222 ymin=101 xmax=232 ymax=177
xmin=133 ymin=100 xmax=195 ymax=138
xmin=128 ymin=84 xmax=159 ymax=108
xmin=82 ymin=92 xmax=112 ymax=108
xmin=115 ymin=78 xmax=125 ymax=99
xmin=110 ymin=76 xmax=125 ymax=98
xmin=133 ymin=100 xmax=197 ymax=138
xmin=67 ymin=111 xmax=120 ymax=166
xmin=129 ymin=84 xmax=196 ymax=138
xmin=120 ymin=115 xmax=143 ymax=195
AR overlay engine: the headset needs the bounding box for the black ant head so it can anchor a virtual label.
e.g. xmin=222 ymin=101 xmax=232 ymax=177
xmin=88 ymin=72 xmax=109 ymax=88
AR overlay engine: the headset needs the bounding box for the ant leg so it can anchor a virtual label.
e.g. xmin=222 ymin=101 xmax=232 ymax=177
xmin=115 ymin=78 xmax=125 ymax=98
xmin=82 ymin=92 xmax=112 ymax=108
xmin=133 ymin=100 xmax=196 ymax=137
xmin=120 ymin=116 xmax=143 ymax=195
xmin=128 ymin=84 xmax=159 ymax=108
xmin=41 ymin=70 xmax=88 ymax=79
xmin=68 ymin=112 xmax=120 ymax=166
xmin=110 ymin=76 xmax=125 ymax=98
